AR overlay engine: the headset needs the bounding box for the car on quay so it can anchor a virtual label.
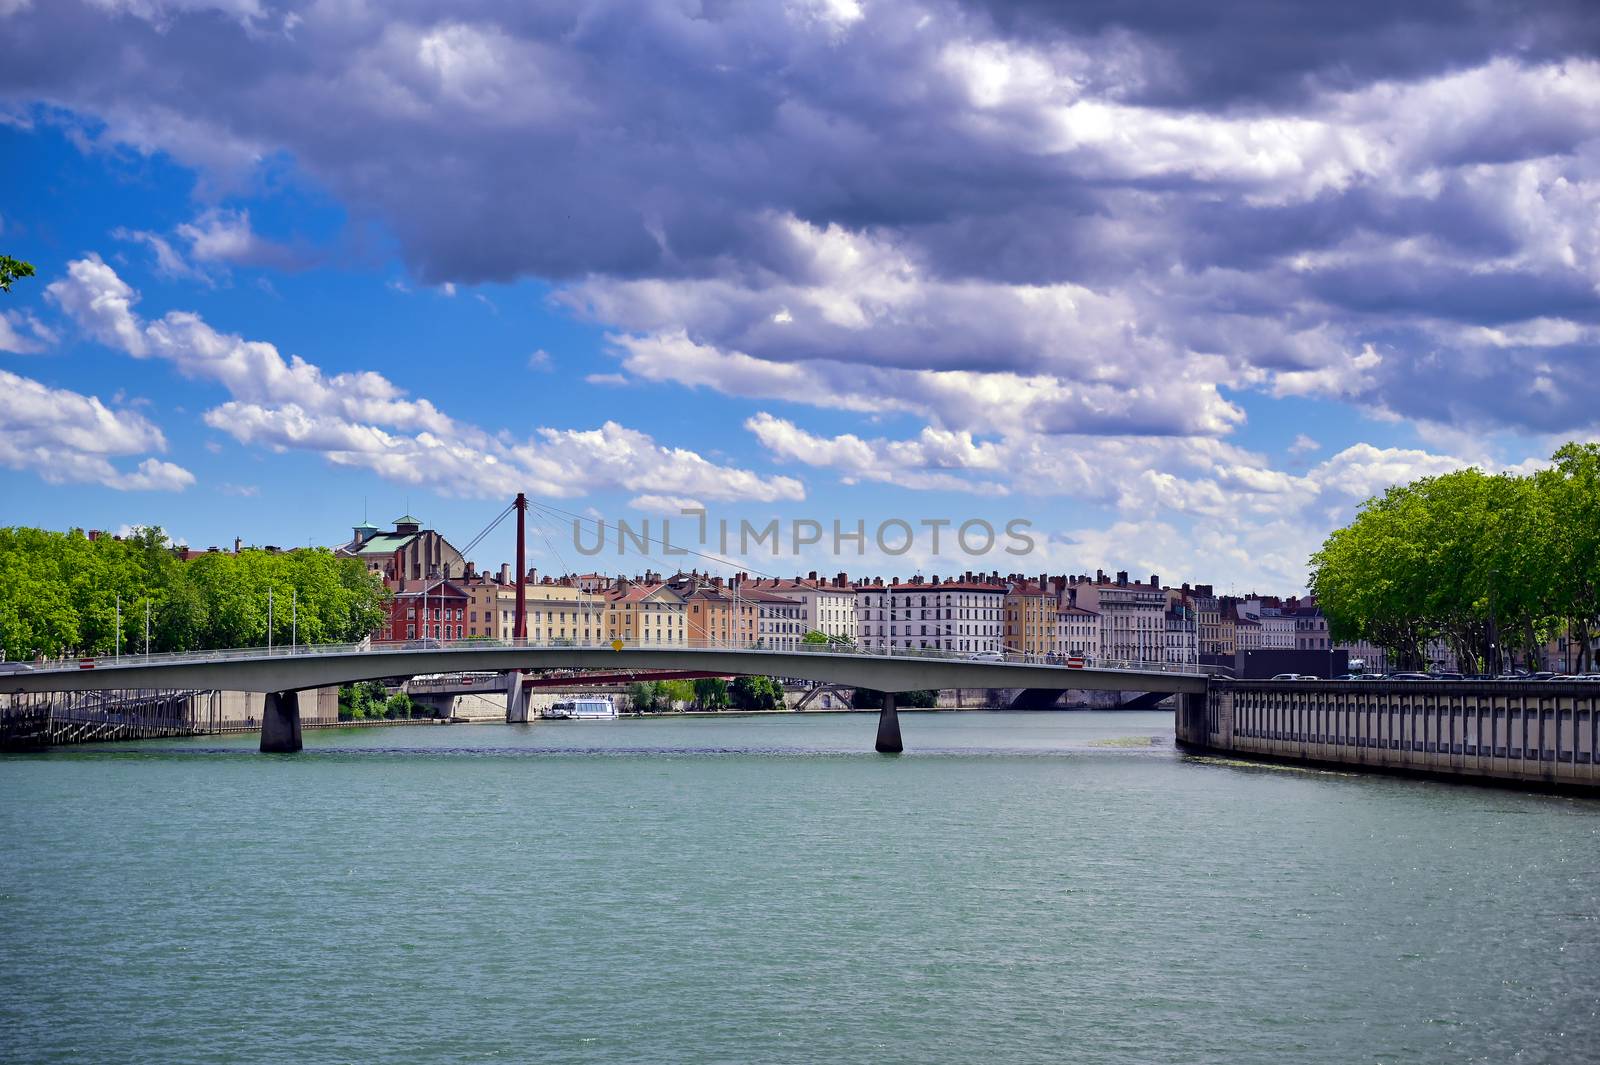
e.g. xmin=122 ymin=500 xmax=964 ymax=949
xmin=1269 ymin=673 xmax=1318 ymax=681
xmin=1387 ymin=672 xmax=1433 ymax=680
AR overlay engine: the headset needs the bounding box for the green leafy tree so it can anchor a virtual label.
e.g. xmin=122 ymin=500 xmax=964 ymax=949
xmin=658 ymin=679 xmax=695 ymax=709
xmin=0 ymin=528 xmax=388 ymax=660
xmin=729 ymin=675 xmax=784 ymax=711
xmin=338 ymin=680 xmax=387 ymax=720
xmin=0 ymin=255 xmax=34 ymax=293
xmin=802 ymin=630 xmax=829 ymax=645
xmin=693 ymin=676 xmax=729 ymax=710
xmin=627 ymin=681 xmax=661 ymax=713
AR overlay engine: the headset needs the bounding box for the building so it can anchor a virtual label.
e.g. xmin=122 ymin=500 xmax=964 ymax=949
xmin=880 ymin=574 xmax=1007 ymax=654
xmin=733 ymin=584 xmax=807 ymax=652
xmin=381 ymin=578 xmax=470 ymax=642
xmin=525 ymin=578 xmax=608 ymax=645
xmin=735 ymin=573 xmax=857 ymax=644
xmin=1165 ymin=601 xmax=1198 ymax=665
xmin=605 ymin=582 xmax=687 ymax=645
xmin=1055 ymin=602 xmax=1100 ymax=661
xmin=1068 ymin=571 xmax=1166 ymax=664
xmin=666 ymin=574 xmax=758 ymax=649
xmin=464 ymin=571 xmax=520 ymax=640
xmin=1004 ymin=580 xmax=1056 ymax=656
xmin=854 ymin=579 xmax=890 ymax=652
xmin=336 ymin=514 xmax=466 ymax=586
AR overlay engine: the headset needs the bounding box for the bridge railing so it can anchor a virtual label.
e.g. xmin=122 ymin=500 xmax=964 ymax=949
xmin=14 ymin=637 xmax=1221 ymax=678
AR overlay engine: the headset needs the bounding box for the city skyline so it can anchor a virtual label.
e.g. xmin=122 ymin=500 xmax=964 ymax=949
xmin=4 ymin=1 xmax=1599 ymax=593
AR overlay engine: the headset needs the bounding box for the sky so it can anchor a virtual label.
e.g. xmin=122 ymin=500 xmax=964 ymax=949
xmin=1 ymin=0 xmax=1597 ymax=592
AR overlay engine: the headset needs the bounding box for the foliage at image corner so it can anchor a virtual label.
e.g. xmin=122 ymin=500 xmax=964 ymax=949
xmin=0 ymin=525 xmax=389 ymax=660
xmin=1309 ymin=442 xmax=1600 ymax=672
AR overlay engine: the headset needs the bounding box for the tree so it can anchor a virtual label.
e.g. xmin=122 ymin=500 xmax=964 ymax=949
xmin=339 ymin=680 xmax=387 ymax=720
xmin=658 ymin=679 xmax=695 ymax=709
xmin=0 ymin=255 xmax=34 ymax=293
xmin=627 ymin=681 xmax=661 ymax=713
xmin=1309 ymin=443 xmax=1598 ymax=673
xmin=693 ymin=676 xmax=729 ymax=710
xmin=802 ymin=630 xmax=830 ymax=645
xmin=729 ymin=675 xmax=784 ymax=711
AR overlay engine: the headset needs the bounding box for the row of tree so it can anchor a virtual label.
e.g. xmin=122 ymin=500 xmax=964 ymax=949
xmin=0 ymin=526 xmax=389 ymax=661
xmin=625 ymin=675 xmax=787 ymax=712
xmin=1310 ymin=443 xmax=1600 ymax=672
xmin=338 ymin=681 xmax=421 ymax=721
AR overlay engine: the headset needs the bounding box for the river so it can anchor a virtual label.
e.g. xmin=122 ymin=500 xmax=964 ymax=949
xmin=2 ymin=711 xmax=1596 ymax=1064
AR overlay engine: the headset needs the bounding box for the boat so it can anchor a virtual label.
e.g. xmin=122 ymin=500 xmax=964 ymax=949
xmin=540 ymin=696 xmax=617 ymax=720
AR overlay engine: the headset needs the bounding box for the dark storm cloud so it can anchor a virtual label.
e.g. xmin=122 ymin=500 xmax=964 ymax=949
xmin=973 ymin=0 xmax=1600 ymax=106
xmin=3 ymin=0 xmax=1599 ymax=436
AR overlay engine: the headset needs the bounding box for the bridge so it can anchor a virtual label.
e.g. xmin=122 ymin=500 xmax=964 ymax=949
xmin=2 ymin=640 xmax=1210 ymax=753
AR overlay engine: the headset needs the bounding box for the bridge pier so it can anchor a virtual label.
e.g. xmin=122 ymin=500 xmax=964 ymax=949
xmin=260 ymin=690 xmax=302 ymax=753
xmin=505 ymin=671 xmax=529 ymax=724
xmin=875 ymin=692 xmax=902 ymax=754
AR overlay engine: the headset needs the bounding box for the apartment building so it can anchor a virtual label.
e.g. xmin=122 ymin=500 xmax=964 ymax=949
xmin=605 ymin=582 xmax=687 ymax=645
xmin=882 ymin=574 xmax=1006 ymax=654
xmin=1004 ymin=580 xmax=1056 ymax=655
xmin=1068 ymin=571 xmax=1166 ymax=663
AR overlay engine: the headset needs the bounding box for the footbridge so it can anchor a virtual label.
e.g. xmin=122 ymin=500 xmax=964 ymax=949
xmin=2 ymin=640 xmax=1211 ymax=754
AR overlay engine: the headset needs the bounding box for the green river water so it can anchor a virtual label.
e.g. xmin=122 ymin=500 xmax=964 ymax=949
xmin=2 ymin=710 xmax=1596 ymax=1064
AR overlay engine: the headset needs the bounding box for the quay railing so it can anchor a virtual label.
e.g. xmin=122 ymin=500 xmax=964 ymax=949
xmin=10 ymin=637 xmax=1222 ymax=679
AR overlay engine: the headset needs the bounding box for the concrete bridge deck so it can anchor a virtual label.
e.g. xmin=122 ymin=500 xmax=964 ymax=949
xmin=2 ymin=641 xmax=1211 ymax=697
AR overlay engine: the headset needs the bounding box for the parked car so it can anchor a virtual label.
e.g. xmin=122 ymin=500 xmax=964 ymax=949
xmin=1429 ymin=672 xmax=1464 ymax=680
xmin=969 ymin=650 xmax=1006 ymax=662
xmin=1388 ymin=672 xmax=1432 ymax=680
xmin=1269 ymin=673 xmax=1317 ymax=681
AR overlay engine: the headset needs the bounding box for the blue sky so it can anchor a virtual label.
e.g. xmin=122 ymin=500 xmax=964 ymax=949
xmin=2 ymin=0 xmax=1595 ymax=592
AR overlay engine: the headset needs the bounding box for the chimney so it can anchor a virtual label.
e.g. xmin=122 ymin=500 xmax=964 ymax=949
xmin=500 ymin=563 xmax=512 ymax=584
xmin=1150 ymin=574 xmax=1159 ymax=588
xmin=234 ymin=536 xmax=243 ymax=553
xmin=1096 ymin=568 xmax=1105 ymax=583
xmin=1116 ymin=570 xmax=1128 ymax=586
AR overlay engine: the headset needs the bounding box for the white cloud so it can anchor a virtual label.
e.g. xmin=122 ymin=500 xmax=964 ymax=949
xmin=0 ymin=309 xmax=56 ymax=354
xmin=49 ymin=256 xmax=804 ymax=504
xmin=0 ymin=368 xmax=194 ymax=491
xmin=628 ymin=494 xmax=704 ymax=513
xmin=1289 ymin=433 xmax=1321 ymax=455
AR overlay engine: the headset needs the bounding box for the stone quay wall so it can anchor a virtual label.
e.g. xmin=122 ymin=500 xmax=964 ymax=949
xmin=1177 ymin=680 xmax=1600 ymax=792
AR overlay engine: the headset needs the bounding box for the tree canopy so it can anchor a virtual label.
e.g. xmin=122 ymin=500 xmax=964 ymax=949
xmin=0 ymin=254 xmax=35 ymax=293
xmin=0 ymin=527 xmax=387 ymax=660
xmin=1309 ymin=443 xmax=1600 ymax=672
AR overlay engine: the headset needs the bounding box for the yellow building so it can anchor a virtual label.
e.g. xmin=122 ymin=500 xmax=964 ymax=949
xmin=526 ymin=581 xmax=608 ymax=645
xmin=1004 ymin=581 xmax=1056 ymax=655
xmin=465 ymin=577 xmax=519 ymax=640
xmin=605 ymin=583 xmax=687 ymax=645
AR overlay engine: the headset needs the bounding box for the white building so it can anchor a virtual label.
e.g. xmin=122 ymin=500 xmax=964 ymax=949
xmin=1055 ymin=604 xmax=1100 ymax=661
xmin=853 ymin=581 xmax=890 ymax=652
xmin=882 ymin=576 xmax=1007 ymax=654
xmin=1069 ymin=572 xmax=1167 ymax=664
xmin=736 ymin=585 xmax=807 ymax=652
xmin=739 ymin=574 xmax=858 ymax=644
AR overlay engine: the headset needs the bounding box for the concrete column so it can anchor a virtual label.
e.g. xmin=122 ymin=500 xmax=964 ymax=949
xmin=1174 ymin=688 xmax=1209 ymax=748
xmin=875 ymin=692 xmax=902 ymax=754
xmin=260 ymin=690 xmax=303 ymax=753
xmin=505 ymin=670 xmax=529 ymax=724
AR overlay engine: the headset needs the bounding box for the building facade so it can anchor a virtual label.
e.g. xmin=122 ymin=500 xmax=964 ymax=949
xmin=1004 ymin=581 xmax=1056 ymax=656
xmin=605 ymin=583 xmax=687 ymax=645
